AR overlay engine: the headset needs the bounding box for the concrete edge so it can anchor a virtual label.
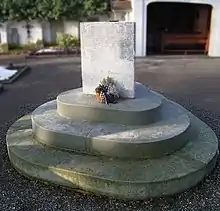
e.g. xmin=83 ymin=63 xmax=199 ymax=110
xmin=7 ymin=145 xmax=218 ymax=200
xmin=56 ymin=83 xmax=162 ymax=125
xmin=32 ymin=102 xmax=191 ymax=159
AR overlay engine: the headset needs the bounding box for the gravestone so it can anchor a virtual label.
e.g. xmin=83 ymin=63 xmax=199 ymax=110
xmin=80 ymin=21 xmax=135 ymax=98
xmin=6 ymin=18 xmax=219 ymax=201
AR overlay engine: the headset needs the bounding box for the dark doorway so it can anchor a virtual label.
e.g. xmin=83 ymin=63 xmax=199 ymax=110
xmin=147 ymin=3 xmax=212 ymax=55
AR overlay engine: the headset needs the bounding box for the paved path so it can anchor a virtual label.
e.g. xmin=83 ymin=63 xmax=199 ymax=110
xmin=0 ymin=56 xmax=220 ymax=211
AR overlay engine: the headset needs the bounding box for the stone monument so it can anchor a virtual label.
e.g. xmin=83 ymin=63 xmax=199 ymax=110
xmin=6 ymin=21 xmax=218 ymax=200
xmin=80 ymin=21 xmax=135 ymax=98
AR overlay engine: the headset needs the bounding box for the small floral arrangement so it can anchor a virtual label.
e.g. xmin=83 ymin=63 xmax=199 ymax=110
xmin=95 ymin=77 xmax=120 ymax=104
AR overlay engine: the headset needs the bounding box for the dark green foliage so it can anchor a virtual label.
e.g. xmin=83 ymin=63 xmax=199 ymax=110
xmin=0 ymin=0 xmax=109 ymax=22
xmin=84 ymin=0 xmax=109 ymax=16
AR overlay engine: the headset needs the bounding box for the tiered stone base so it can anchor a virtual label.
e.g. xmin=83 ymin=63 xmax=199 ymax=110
xmin=6 ymin=83 xmax=218 ymax=200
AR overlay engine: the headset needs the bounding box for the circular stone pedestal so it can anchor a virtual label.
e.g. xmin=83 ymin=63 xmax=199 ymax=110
xmin=6 ymin=83 xmax=219 ymax=200
xmin=57 ymin=83 xmax=162 ymax=125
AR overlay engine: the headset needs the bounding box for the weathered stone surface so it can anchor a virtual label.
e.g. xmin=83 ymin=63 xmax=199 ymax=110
xmin=57 ymin=83 xmax=162 ymax=125
xmin=32 ymin=98 xmax=190 ymax=158
xmin=7 ymin=100 xmax=218 ymax=199
xmin=80 ymin=21 xmax=135 ymax=98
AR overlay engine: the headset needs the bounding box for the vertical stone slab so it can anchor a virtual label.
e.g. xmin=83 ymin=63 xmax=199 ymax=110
xmin=80 ymin=21 xmax=135 ymax=98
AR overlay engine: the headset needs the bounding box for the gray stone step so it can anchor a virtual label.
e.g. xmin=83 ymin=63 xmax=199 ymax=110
xmin=7 ymin=106 xmax=218 ymax=200
xmin=32 ymin=98 xmax=190 ymax=159
xmin=57 ymin=83 xmax=162 ymax=125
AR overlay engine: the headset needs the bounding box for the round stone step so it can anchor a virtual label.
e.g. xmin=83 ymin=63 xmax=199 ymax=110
xmin=32 ymin=98 xmax=190 ymax=159
xmin=7 ymin=109 xmax=218 ymax=200
xmin=57 ymin=83 xmax=162 ymax=125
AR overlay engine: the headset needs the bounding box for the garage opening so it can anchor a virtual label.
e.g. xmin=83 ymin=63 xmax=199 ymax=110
xmin=146 ymin=2 xmax=212 ymax=55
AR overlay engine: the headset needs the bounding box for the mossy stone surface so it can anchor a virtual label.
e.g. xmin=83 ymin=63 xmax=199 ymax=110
xmin=57 ymin=83 xmax=162 ymax=125
xmin=32 ymin=98 xmax=190 ymax=159
xmin=7 ymin=105 xmax=218 ymax=199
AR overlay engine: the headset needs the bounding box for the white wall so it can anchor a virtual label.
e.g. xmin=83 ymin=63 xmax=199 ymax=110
xmin=131 ymin=0 xmax=145 ymax=56
xmin=63 ymin=21 xmax=79 ymax=38
xmin=63 ymin=18 xmax=110 ymax=39
xmin=125 ymin=12 xmax=132 ymax=21
xmin=3 ymin=16 xmax=114 ymax=46
xmin=42 ymin=21 xmax=51 ymax=43
xmin=208 ymin=4 xmax=220 ymax=56
xmin=0 ymin=23 xmax=8 ymax=44
xmin=99 ymin=15 xmax=110 ymax=21
xmin=131 ymin=0 xmax=220 ymax=57
xmin=30 ymin=20 xmax=43 ymax=43
xmin=7 ymin=20 xmax=43 ymax=45
xmin=50 ymin=21 xmax=64 ymax=43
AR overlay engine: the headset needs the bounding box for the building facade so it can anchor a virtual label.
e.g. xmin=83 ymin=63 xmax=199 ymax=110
xmin=0 ymin=16 xmax=110 ymax=48
xmin=0 ymin=1 xmax=219 ymax=57
xmin=113 ymin=0 xmax=220 ymax=57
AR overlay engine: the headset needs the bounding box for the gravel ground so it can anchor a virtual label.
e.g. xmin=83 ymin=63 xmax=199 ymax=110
xmin=0 ymin=56 xmax=220 ymax=211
